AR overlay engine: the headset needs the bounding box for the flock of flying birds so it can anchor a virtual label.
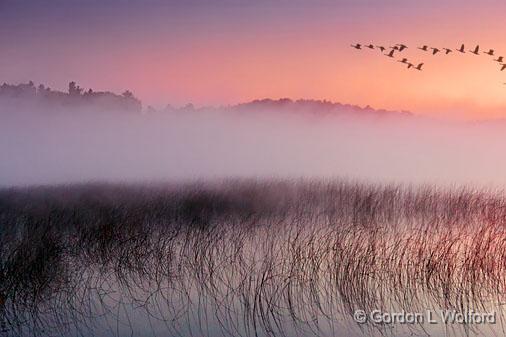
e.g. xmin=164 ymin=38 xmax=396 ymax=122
xmin=351 ymin=43 xmax=506 ymax=77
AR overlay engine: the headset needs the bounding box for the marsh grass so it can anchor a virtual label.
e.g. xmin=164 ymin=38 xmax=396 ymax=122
xmin=0 ymin=180 xmax=505 ymax=336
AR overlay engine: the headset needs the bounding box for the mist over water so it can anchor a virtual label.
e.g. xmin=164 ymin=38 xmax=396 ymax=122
xmin=1 ymin=103 xmax=506 ymax=187
xmin=2 ymin=102 xmax=506 ymax=337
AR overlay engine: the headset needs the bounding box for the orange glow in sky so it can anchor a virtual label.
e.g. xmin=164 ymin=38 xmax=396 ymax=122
xmin=2 ymin=0 xmax=506 ymax=119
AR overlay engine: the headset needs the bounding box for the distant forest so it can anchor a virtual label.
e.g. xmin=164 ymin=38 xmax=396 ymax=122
xmin=0 ymin=81 xmax=410 ymax=116
xmin=0 ymin=81 xmax=142 ymax=113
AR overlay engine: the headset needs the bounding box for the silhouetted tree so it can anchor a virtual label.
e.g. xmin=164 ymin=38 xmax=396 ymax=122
xmin=0 ymin=81 xmax=142 ymax=112
xmin=68 ymin=81 xmax=83 ymax=96
xmin=122 ymin=90 xmax=133 ymax=98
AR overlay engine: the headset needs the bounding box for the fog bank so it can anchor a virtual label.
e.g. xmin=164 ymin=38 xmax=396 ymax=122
xmin=2 ymin=104 xmax=506 ymax=187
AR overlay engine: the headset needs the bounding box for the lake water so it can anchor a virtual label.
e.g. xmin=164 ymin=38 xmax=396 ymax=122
xmin=1 ymin=182 xmax=505 ymax=337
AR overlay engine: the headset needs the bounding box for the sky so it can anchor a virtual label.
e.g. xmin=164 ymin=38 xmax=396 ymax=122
xmin=2 ymin=0 xmax=506 ymax=119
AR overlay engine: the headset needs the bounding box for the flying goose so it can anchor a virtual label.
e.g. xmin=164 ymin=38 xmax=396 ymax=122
xmin=376 ymin=45 xmax=386 ymax=52
xmin=398 ymin=58 xmax=409 ymax=64
xmin=485 ymin=49 xmax=495 ymax=56
xmin=365 ymin=44 xmax=375 ymax=49
xmin=385 ymin=49 xmax=396 ymax=58
xmin=407 ymin=63 xmax=414 ymax=69
xmin=457 ymin=44 xmax=465 ymax=53
xmin=418 ymin=45 xmax=429 ymax=51
xmin=443 ymin=48 xmax=452 ymax=55
xmin=351 ymin=44 xmax=361 ymax=49
xmin=494 ymin=56 xmax=504 ymax=63
xmin=396 ymin=44 xmax=408 ymax=51
xmin=500 ymin=64 xmax=506 ymax=71
xmin=470 ymin=45 xmax=480 ymax=55
xmin=414 ymin=63 xmax=424 ymax=71
xmin=431 ymin=47 xmax=440 ymax=55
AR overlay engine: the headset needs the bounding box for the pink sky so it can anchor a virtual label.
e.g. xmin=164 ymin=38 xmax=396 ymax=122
xmin=2 ymin=0 xmax=506 ymax=119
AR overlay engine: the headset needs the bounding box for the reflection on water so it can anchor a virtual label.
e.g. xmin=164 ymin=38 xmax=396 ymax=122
xmin=0 ymin=181 xmax=505 ymax=336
